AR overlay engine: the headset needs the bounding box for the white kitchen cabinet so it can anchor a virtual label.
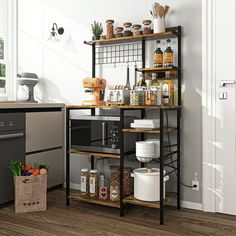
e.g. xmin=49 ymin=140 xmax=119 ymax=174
xmin=26 ymin=110 xmax=64 ymax=188
xmin=26 ymin=149 xmax=64 ymax=188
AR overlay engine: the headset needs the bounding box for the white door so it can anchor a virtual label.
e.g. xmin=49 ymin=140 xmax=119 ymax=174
xmin=215 ymin=0 xmax=236 ymax=215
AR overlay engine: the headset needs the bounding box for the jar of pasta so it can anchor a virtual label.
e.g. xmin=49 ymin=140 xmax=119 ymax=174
xmin=80 ymin=168 xmax=89 ymax=196
xmin=89 ymin=169 xmax=98 ymax=198
xmin=106 ymin=19 xmax=114 ymax=39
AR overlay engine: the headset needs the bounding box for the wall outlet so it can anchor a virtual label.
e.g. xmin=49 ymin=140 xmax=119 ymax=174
xmin=192 ymin=180 xmax=199 ymax=191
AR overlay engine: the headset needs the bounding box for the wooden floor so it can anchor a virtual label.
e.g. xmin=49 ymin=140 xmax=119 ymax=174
xmin=0 ymin=188 xmax=236 ymax=236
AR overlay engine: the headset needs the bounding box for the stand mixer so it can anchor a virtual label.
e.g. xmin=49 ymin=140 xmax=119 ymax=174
xmin=82 ymin=78 xmax=106 ymax=105
xmin=17 ymin=73 xmax=38 ymax=103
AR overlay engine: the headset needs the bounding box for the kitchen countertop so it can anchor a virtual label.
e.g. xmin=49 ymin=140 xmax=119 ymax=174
xmin=0 ymin=102 xmax=65 ymax=109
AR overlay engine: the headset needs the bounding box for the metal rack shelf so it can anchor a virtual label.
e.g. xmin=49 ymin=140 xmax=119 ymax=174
xmin=66 ymin=25 xmax=182 ymax=225
xmin=122 ymin=128 xmax=176 ymax=134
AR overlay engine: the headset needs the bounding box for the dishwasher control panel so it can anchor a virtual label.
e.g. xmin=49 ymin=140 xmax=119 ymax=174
xmin=0 ymin=113 xmax=25 ymax=131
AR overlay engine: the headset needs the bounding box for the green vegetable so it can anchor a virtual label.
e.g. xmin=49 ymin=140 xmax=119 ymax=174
xmin=9 ymin=160 xmax=23 ymax=176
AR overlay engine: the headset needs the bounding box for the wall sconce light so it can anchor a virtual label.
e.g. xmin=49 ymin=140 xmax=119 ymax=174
xmin=47 ymin=23 xmax=64 ymax=42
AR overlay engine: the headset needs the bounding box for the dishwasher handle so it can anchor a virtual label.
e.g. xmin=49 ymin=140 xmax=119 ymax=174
xmin=0 ymin=132 xmax=24 ymax=140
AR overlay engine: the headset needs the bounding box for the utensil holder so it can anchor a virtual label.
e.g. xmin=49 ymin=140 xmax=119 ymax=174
xmin=153 ymin=17 xmax=165 ymax=33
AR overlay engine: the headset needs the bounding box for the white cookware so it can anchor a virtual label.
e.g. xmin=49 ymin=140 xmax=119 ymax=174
xmin=146 ymin=139 xmax=160 ymax=158
xmin=131 ymin=168 xmax=169 ymax=202
xmin=136 ymin=141 xmax=155 ymax=162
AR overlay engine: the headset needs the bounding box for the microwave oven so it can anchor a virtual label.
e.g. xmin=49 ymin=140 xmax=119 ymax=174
xmin=70 ymin=115 xmax=136 ymax=154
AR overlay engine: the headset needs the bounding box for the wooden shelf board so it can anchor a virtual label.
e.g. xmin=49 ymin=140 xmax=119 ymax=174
xmin=69 ymin=192 xmax=120 ymax=208
xmin=69 ymin=150 xmax=120 ymax=159
xmin=66 ymin=105 xmax=181 ymax=110
xmin=84 ymin=27 xmax=179 ymax=46
xmin=124 ymin=192 xmax=176 ymax=209
xmin=136 ymin=67 xmax=179 ymax=73
xmin=122 ymin=128 xmax=176 ymax=134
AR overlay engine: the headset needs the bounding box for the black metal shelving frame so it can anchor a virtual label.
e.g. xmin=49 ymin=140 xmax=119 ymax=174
xmin=65 ymin=26 xmax=182 ymax=225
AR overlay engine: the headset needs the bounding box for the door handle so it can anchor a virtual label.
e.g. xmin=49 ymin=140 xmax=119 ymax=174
xmin=102 ymin=122 xmax=107 ymax=146
xmin=0 ymin=132 xmax=24 ymax=140
xmin=219 ymin=80 xmax=236 ymax=87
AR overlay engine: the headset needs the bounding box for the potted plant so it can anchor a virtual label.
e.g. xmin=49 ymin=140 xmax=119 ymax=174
xmin=91 ymin=21 xmax=103 ymax=40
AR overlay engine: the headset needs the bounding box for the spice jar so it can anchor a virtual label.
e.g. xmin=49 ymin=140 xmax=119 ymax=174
xmin=80 ymin=168 xmax=89 ymax=196
xmin=123 ymin=22 xmax=133 ymax=37
xmin=106 ymin=19 xmax=114 ymax=39
xmin=136 ymin=87 xmax=146 ymax=106
xmin=110 ymin=166 xmax=132 ymax=196
xmin=115 ymin=27 xmax=123 ymax=38
xmin=99 ymin=174 xmax=109 ymax=200
xmin=110 ymin=182 xmax=120 ymax=202
xmin=89 ymin=169 xmax=98 ymax=198
xmin=133 ymin=24 xmax=142 ymax=36
xmin=143 ymin=20 xmax=152 ymax=34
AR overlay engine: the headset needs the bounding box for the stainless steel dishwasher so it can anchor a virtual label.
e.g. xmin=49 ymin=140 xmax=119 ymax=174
xmin=0 ymin=113 xmax=25 ymax=204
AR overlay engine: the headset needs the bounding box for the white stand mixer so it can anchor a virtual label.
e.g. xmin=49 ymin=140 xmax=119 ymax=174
xmin=17 ymin=73 xmax=38 ymax=103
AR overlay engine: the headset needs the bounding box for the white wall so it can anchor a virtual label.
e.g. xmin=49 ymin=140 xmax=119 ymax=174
xmin=18 ymin=0 xmax=202 ymax=204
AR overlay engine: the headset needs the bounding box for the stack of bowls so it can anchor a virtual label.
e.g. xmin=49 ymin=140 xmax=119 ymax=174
xmin=136 ymin=141 xmax=155 ymax=162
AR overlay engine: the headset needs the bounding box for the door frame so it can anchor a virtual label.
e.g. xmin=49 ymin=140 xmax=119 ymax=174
xmin=202 ymin=0 xmax=217 ymax=213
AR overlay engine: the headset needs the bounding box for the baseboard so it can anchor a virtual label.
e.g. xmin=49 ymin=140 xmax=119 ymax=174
xmin=63 ymin=182 xmax=81 ymax=190
xmin=64 ymin=182 xmax=203 ymax=211
xmin=181 ymin=200 xmax=202 ymax=211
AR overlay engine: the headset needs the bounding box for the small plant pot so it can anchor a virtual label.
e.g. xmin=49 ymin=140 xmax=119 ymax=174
xmin=92 ymin=35 xmax=100 ymax=40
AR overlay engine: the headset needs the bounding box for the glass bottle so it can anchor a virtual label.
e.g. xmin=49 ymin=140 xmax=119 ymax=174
xmin=154 ymin=40 xmax=163 ymax=68
xmin=162 ymin=79 xmax=174 ymax=106
xmin=89 ymin=169 xmax=98 ymax=198
xmin=80 ymin=168 xmax=89 ymax=196
xmin=164 ymin=39 xmax=174 ymax=67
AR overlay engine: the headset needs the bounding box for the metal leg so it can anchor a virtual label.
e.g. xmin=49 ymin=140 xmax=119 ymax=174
xmin=66 ymin=108 xmax=70 ymax=206
xmin=119 ymin=108 xmax=124 ymax=216
xmin=177 ymin=109 xmax=181 ymax=209
xmin=160 ymin=109 xmax=164 ymax=224
xmin=91 ymin=108 xmax=95 ymax=169
xmin=141 ymin=109 xmax=145 ymax=168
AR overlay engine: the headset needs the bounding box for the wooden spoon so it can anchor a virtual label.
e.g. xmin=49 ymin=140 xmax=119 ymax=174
xmin=155 ymin=5 xmax=165 ymax=18
xmin=164 ymin=6 xmax=170 ymax=17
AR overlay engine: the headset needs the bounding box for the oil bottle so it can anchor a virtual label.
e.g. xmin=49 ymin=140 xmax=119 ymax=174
xmin=162 ymin=72 xmax=174 ymax=106
xmin=153 ymin=40 xmax=163 ymax=68
xmin=164 ymin=39 xmax=174 ymax=67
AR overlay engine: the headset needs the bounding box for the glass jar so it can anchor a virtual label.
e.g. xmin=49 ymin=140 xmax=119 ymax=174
xmin=89 ymin=169 xmax=98 ymax=198
xmin=136 ymin=87 xmax=146 ymax=105
xmin=80 ymin=168 xmax=89 ymax=196
xmin=99 ymin=174 xmax=109 ymax=200
xmin=109 ymin=166 xmax=132 ymax=196
xmin=130 ymin=90 xmax=139 ymax=106
xmin=115 ymin=27 xmax=123 ymax=38
xmin=133 ymin=24 xmax=142 ymax=36
xmin=143 ymin=20 xmax=152 ymax=34
xmin=110 ymin=182 xmax=120 ymax=202
xmin=106 ymin=19 xmax=114 ymax=39
xmin=123 ymin=22 xmax=133 ymax=37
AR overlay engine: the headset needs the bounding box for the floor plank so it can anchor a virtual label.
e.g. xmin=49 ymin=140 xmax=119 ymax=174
xmin=0 ymin=188 xmax=236 ymax=236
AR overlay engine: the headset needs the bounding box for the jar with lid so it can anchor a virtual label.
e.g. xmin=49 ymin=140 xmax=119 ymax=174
xmin=89 ymin=169 xmax=98 ymax=198
xmin=136 ymin=87 xmax=146 ymax=106
xmin=110 ymin=182 xmax=120 ymax=202
xmin=106 ymin=19 xmax=114 ymax=39
xmin=110 ymin=166 xmax=132 ymax=196
xmin=123 ymin=22 xmax=133 ymax=37
xmin=130 ymin=90 xmax=139 ymax=106
xmin=143 ymin=20 xmax=152 ymax=34
xmin=80 ymin=168 xmax=89 ymax=196
xmin=115 ymin=27 xmax=123 ymax=38
xmin=133 ymin=24 xmax=142 ymax=36
xmin=145 ymin=89 xmax=157 ymax=106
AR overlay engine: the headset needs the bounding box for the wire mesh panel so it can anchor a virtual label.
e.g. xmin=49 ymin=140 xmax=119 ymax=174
xmin=95 ymin=42 xmax=143 ymax=65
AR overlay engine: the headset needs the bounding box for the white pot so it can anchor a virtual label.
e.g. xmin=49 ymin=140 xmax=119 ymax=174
xmin=153 ymin=18 xmax=165 ymax=34
xmin=131 ymin=168 xmax=169 ymax=202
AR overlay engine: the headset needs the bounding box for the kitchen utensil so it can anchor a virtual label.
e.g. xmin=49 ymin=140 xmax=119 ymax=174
xmin=146 ymin=139 xmax=160 ymax=158
xmin=131 ymin=168 xmax=169 ymax=202
xmin=136 ymin=141 xmax=155 ymax=162
xmin=126 ymin=64 xmax=130 ymax=89
xmin=164 ymin=5 xmax=170 ymax=16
